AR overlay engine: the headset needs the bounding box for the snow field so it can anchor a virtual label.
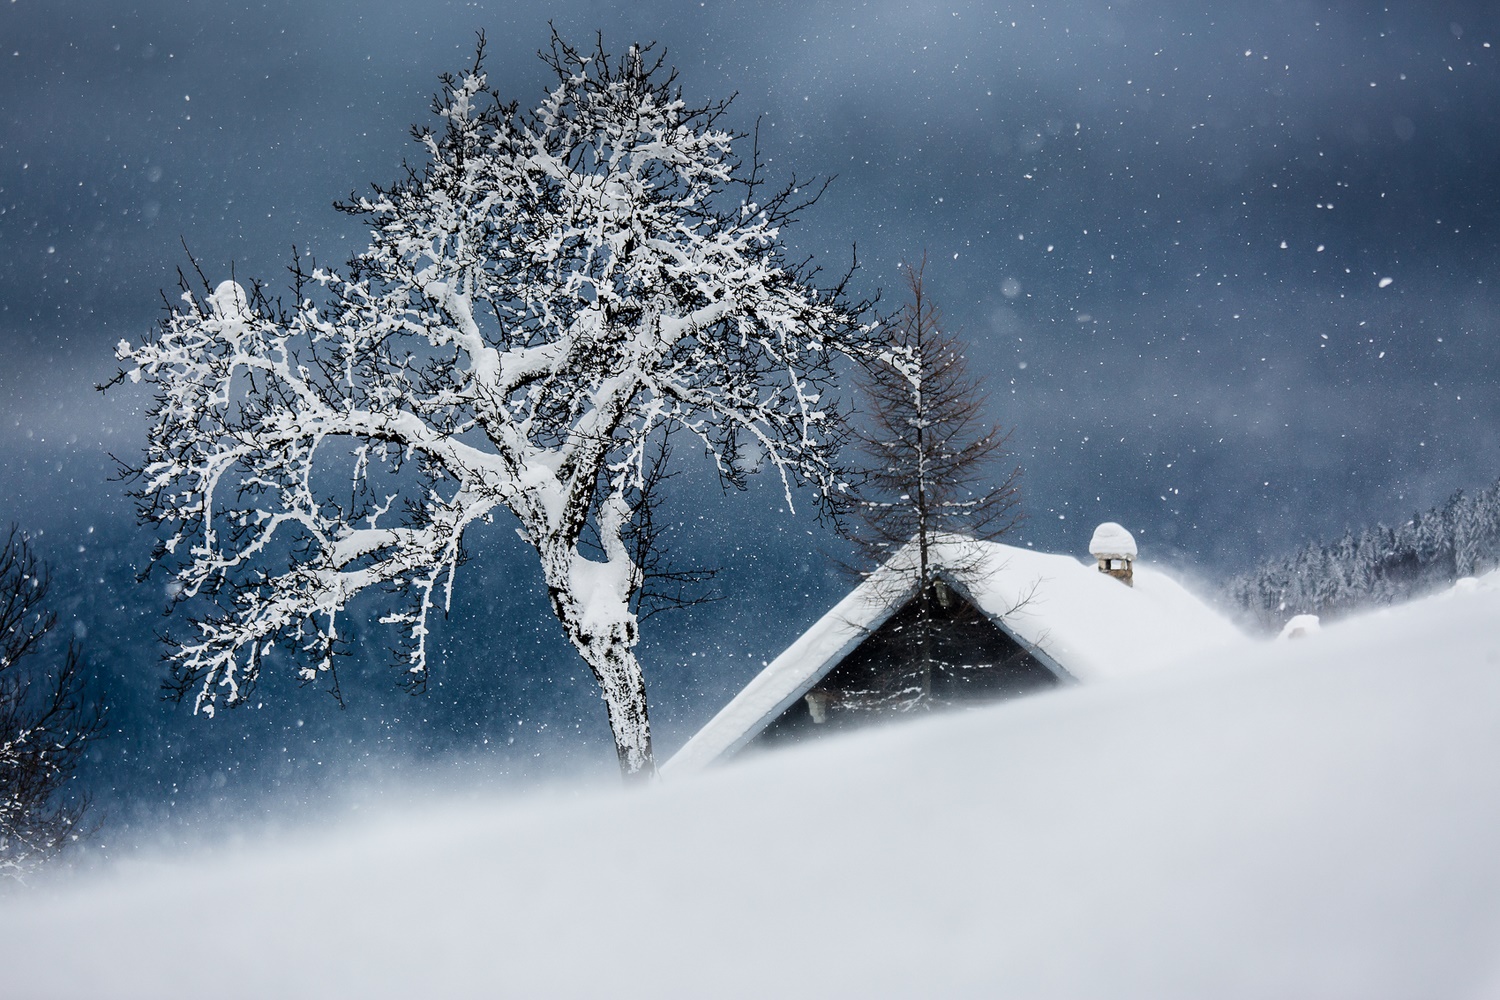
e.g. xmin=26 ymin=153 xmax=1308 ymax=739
xmin=4 ymin=575 xmax=1500 ymax=998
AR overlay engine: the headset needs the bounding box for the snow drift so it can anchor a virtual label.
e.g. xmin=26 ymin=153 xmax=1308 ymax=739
xmin=5 ymin=575 xmax=1500 ymax=998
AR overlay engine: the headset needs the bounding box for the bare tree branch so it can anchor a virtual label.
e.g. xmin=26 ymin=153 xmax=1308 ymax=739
xmin=0 ymin=527 xmax=106 ymax=879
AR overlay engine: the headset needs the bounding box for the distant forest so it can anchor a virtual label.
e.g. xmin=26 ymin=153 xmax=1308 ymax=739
xmin=1224 ymin=475 xmax=1500 ymax=631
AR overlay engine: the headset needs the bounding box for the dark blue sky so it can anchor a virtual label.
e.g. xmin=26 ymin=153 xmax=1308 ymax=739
xmin=5 ymin=0 xmax=1499 ymax=564
xmin=2 ymin=1 xmax=1499 ymax=808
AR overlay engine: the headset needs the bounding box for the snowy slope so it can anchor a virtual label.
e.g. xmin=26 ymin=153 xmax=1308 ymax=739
xmin=5 ymin=575 xmax=1500 ymax=998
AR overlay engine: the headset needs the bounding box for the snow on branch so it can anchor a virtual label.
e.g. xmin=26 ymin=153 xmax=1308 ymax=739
xmin=109 ymin=31 xmax=873 ymax=777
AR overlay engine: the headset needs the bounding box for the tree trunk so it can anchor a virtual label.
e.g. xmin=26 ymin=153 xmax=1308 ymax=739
xmin=592 ymin=646 xmax=655 ymax=782
xmin=552 ymin=600 xmax=656 ymax=781
xmin=542 ymin=538 xmax=656 ymax=783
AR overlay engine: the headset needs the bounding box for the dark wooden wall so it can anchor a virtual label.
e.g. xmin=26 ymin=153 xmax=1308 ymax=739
xmin=747 ymin=591 xmax=1058 ymax=752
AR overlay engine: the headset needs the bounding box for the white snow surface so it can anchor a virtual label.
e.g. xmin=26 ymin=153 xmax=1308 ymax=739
xmin=7 ymin=573 xmax=1500 ymax=998
xmin=1279 ymin=612 xmax=1322 ymax=639
xmin=665 ymin=535 xmax=1244 ymax=773
xmin=208 ymin=279 xmax=250 ymax=320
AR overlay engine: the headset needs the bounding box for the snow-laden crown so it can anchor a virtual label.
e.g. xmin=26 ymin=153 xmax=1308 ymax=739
xmin=108 ymin=35 xmax=873 ymax=776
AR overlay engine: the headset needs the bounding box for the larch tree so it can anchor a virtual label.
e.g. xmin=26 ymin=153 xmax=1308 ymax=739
xmin=840 ymin=256 xmax=1022 ymax=709
xmin=109 ymin=33 xmax=870 ymax=780
xmin=0 ymin=528 xmax=106 ymax=878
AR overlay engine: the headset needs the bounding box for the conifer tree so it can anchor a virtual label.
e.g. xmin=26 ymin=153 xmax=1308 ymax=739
xmin=839 ymin=256 xmax=1022 ymax=709
xmin=1225 ymin=473 xmax=1500 ymax=629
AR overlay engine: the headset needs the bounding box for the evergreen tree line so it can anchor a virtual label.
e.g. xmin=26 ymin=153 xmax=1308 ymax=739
xmin=1224 ymin=475 xmax=1500 ymax=631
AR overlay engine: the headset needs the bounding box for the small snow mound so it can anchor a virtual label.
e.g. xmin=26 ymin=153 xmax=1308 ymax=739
xmin=1089 ymin=522 xmax=1137 ymax=558
xmin=1279 ymin=614 xmax=1320 ymax=640
xmin=1443 ymin=571 xmax=1500 ymax=598
xmin=209 ymin=280 xmax=251 ymax=320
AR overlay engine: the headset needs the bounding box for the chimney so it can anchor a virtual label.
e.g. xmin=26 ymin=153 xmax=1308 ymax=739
xmin=1089 ymin=522 xmax=1137 ymax=587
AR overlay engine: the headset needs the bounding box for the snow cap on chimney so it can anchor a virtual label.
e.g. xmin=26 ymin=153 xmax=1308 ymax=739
xmin=1089 ymin=522 xmax=1137 ymax=586
xmin=1089 ymin=522 xmax=1137 ymax=559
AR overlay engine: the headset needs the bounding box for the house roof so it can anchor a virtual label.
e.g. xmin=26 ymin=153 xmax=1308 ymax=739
xmin=662 ymin=533 xmax=1245 ymax=775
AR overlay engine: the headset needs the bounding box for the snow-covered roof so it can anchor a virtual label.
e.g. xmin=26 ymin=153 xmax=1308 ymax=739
xmin=663 ymin=533 xmax=1243 ymax=775
xmin=1089 ymin=521 xmax=1138 ymax=558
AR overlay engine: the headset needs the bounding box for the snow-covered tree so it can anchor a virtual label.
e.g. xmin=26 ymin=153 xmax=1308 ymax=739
xmin=109 ymin=34 xmax=869 ymax=779
xmin=1 ymin=528 xmax=105 ymax=878
xmin=1224 ymin=474 xmax=1500 ymax=630
xmin=838 ymin=256 xmax=1022 ymax=709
